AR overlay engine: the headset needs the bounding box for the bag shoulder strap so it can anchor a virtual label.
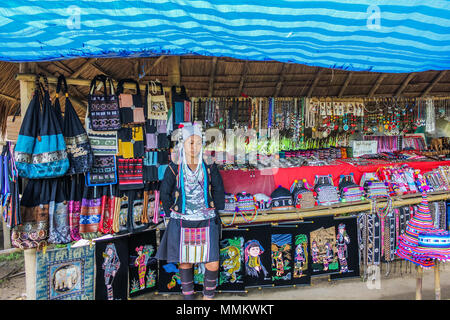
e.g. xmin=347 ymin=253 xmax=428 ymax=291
xmin=56 ymin=74 xmax=68 ymax=95
xmin=117 ymin=78 xmax=140 ymax=96
xmin=89 ymin=74 xmax=108 ymax=96
xmin=148 ymin=80 xmax=164 ymax=96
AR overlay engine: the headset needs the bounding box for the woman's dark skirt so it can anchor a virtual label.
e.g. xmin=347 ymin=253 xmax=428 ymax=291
xmin=155 ymin=216 xmax=219 ymax=264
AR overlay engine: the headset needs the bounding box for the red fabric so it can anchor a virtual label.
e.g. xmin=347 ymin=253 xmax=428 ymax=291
xmin=220 ymin=160 xmax=450 ymax=195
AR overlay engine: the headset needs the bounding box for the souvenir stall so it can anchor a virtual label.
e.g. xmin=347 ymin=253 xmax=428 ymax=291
xmin=0 ymin=0 xmax=450 ymax=301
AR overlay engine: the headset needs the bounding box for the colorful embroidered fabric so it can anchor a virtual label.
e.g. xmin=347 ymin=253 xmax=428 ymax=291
xmin=338 ymin=174 xmax=364 ymax=203
xmin=48 ymin=179 xmax=71 ymax=244
xmin=58 ymin=75 xmax=93 ymax=174
xmin=117 ymin=126 xmax=144 ymax=159
xmin=118 ymin=158 xmax=144 ymax=190
xmin=14 ymin=74 xmax=69 ymax=178
xmin=314 ymin=175 xmax=340 ymax=206
xmin=86 ymin=155 xmax=117 ymax=187
xmin=290 ymin=179 xmax=315 ymax=209
xmin=11 ymin=179 xmax=50 ymax=250
xmin=79 ymin=187 xmax=102 ymax=239
xmin=36 ymin=245 xmax=95 ymax=300
xmin=117 ymin=79 xmax=145 ymax=125
xmin=87 ymin=75 xmax=121 ymax=131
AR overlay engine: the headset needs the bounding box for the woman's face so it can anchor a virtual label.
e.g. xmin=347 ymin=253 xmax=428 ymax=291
xmin=184 ymin=135 xmax=202 ymax=159
xmin=249 ymin=246 xmax=261 ymax=257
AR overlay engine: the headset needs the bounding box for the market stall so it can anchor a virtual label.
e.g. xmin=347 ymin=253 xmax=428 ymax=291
xmin=0 ymin=1 xmax=449 ymax=301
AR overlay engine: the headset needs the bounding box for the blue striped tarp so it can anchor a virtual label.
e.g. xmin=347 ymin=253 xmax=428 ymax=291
xmin=0 ymin=1 xmax=449 ymax=73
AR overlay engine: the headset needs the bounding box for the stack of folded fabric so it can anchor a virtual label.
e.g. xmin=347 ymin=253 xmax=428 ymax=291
xmin=338 ymin=174 xmax=365 ymax=203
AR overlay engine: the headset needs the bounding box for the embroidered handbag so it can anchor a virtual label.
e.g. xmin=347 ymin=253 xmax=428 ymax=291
xmin=79 ymin=186 xmax=102 ymax=239
xmin=48 ymin=178 xmax=71 ymax=244
xmin=86 ymin=155 xmax=117 ymax=186
xmin=290 ymin=179 xmax=315 ymax=209
xmin=360 ymin=172 xmax=389 ymax=199
xmin=11 ymin=179 xmax=51 ymax=249
xmin=68 ymin=174 xmax=84 ymax=241
xmin=143 ymin=151 xmax=158 ymax=183
xmin=87 ymin=75 xmax=121 ymax=131
xmin=56 ymin=75 xmax=94 ymax=174
xmin=113 ymin=192 xmax=131 ymax=235
xmin=314 ymin=175 xmax=340 ymax=206
xmin=171 ymin=85 xmax=189 ymax=128
xmin=146 ymin=81 xmax=168 ymax=120
xmin=118 ymin=126 xmax=144 ymax=158
xmin=14 ymin=74 xmax=69 ymax=178
xmin=236 ymin=192 xmax=256 ymax=214
xmin=98 ymin=185 xmax=116 ymax=234
xmin=338 ymin=174 xmax=365 ymax=203
xmin=117 ymin=158 xmax=144 ymax=190
xmin=117 ymin=78 xmax=145 ymax=124
xmin=142 ymin=189 xmax=155 ymax=223
xmin=130 ymin=189 xmax=149 ymax=233
xmin=85 ymin=113 xmax=118 ymax=156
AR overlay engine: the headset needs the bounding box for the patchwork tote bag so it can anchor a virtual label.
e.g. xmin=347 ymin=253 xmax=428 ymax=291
xmin=87 ymin=74 xmax=121 ymax=131
xmin=118 ymin=126 xmax=144 ymax=159
xmin=57 ymin=75 xmax=94 ymax=174
xmin=14 ymin=74 xmax=69 ymax=178
xmin=48 ymin=178 xmax=71 ymax=244
xmin=146 ymin=81 xmax=168 ymax=120
xmin=117 ymin=79 xmax=145 ymax=124
xmin=11 ymin=179 xmax=51 ymax=249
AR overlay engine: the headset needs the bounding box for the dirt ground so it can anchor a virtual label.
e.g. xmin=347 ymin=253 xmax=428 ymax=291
xmin=1 ymin=258 xmax=449 ymax=300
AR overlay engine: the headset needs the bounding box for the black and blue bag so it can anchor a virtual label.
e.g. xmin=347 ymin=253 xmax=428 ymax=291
xmin=14 ymin=74 xmax=69 ymax=178
xmin=57 ymin=75 xmax=94 ymax=174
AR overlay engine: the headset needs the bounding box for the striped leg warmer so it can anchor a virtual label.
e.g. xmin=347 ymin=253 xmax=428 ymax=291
xmin=179 ymin=267 xmax=195 ymax=300
xmin=203 ymin=268 xmax=218 ymax=299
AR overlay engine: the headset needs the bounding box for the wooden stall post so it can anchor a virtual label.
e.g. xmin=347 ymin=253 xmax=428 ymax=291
xmin=19 ymin=62 xmax=37 ymax=300
xmin=434 ymin=260 xmax=441 ymax=300
xmin=415 ymin=265 xmax=423 ymax=300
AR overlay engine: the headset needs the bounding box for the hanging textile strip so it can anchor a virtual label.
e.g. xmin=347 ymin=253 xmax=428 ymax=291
xmin=152 ymin=190 xmax=160 ymax=224
xmin=367 ymin=212 xmax=381 ymax=265
xmin=357 ymin=212 xmax=367 ymax=269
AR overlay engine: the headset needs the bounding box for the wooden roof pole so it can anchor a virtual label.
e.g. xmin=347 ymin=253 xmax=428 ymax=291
xmin=274 ymin=63 xmax=287 ymax=97
xmin=338 ymin=72 xmax=353 ymax=97
xmin=421 ymin=70 xmax=447 ymax=97
xmin=237 ymin=60 xmax=249 ymax=96
xmin=307 ymin=68 xmax=324 ymax=98
xmin=368 ymin=73 xmax=386 ymax=97
xmin=395 ymin=72 xmax=416 ymax=96
xmin=18 ymin=62 xmax=37 ymax=301
xmin=208 ymin=56 xmax=218 ymax=97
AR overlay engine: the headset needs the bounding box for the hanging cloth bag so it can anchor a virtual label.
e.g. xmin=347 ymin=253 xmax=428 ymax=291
xmin=15 ymin=74 xmax=69 ymax=178
xmin=117 ymin=78 xmax=145 ymax=124
xmin=79 ymin=186 xmax=102 ymax=239
xmin=86 ymin=155 xmax=117 ymax=186
xmin=11 ymin=179 xmax=51 ymax=249
xmin=98 ymin=184 xmax=116 ymax=234
xmin=171 ymin=85 xmax=189 ymax=128
xmin=146 ymin=81 xmax=168 ymax=120
xmin=87 ymin=75 xmax=121 ymax=131
xmin=68 ymin=174 xmax=84 ymax=241
xmin=56 ymin=75 xmax=94 ymax=174
xmin=48 ymin=178 xmax=71 ymax=244
xmin=117 ymin=126 xmax=144 ymax=158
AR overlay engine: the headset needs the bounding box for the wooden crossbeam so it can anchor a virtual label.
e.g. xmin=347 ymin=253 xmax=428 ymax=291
xmin=421 ymin=70 xmax=447 ymax=97
xmin=368 ymin=73 xmax=386 ymax=97
xmin=395 ymin=72 xmax=416 ymax=96
xmin=146 ymin=55 xmax=166 ymax=75
xmin=208 ymin=56 xmax=218 ymax=97
xmin=307 ymin=68 xmax=324 ymax=98
xmin=0 ymin=92 xmax=18 ymax=102
xmin=338 ymin=72 xmax=353 ymax=97
xmin=274 ymin=63 xmax=287 ymax=97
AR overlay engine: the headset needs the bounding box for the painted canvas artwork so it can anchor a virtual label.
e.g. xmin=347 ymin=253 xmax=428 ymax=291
xmin=217 ymin=229 xmax=245 ymax=292
xmin=244 ymin=225 xmax=272 ymax=287
xmin=95 ymin=236 xmax=129 ymax=300
xmin=310 ymin=226 xmax=339 ymax=275
xmin=128 ymin=230 xmax=158 ymax=297
xmin=293 ymin=233 xmax=309 ymax=280
xmin=157 ymin=230 xmax=181 ymax=293
xmin=36 ymin=245 xmax=95 ymax=300
xmin=271 ymin=233 xmax=292 ymax=283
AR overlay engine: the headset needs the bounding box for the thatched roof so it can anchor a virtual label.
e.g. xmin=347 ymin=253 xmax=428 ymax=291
xmin=1 ymin=55 xmax=449 ymax=123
